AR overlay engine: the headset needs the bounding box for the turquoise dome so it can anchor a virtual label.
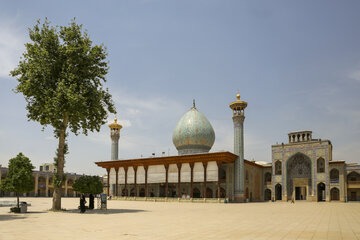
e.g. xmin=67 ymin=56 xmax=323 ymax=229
xmin=172 ymin=106 xmax=215 ymax=155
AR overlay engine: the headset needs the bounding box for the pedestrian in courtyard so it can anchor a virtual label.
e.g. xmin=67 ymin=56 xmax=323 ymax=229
xmin=80 ymin=194 xmax=87 ymax=213
xmin=291 ymin=194 xmax=295 ymax=204
xmin=89 ymin=193 xmax=94 ymax=210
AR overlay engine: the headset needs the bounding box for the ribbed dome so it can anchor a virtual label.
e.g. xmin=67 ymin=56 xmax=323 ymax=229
xmin=172 ymin=106 xmax=215 ymax=155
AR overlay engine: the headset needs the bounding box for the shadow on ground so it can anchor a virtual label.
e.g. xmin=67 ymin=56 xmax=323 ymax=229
xmin=0 ymin=214 xmax=27 ymax=221
xmin=0 ymin=210 xmax=46 ymax=221
xmin=26 ymin=211 xmax=47 ymax=214
xmin=64 ymin=208 xmax=148 ymax=214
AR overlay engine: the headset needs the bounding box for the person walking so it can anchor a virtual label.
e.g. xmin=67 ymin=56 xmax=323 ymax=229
xmin=291 ymin=194 xmax=295 ymax=204
xmin=89 ymin=193 xmax=94 ymax=210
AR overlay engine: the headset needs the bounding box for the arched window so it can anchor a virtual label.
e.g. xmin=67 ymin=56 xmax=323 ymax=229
xmin=206 ymin=188 xmax=213 ymax=198
xmin=264 ymin=189 xmax=271 ymax=201
xmin=245 ymin=170 xmax=249 ymax=181
xmin=217 ymin=187 xmax=226 ymax=198
xmin=193 ymin=187 xmax=201 ymax=198
xmin=275 ymin=161 xmax=282 ymax=175
xmin=67 ymin=179 xmax=74 ymax=185
xmin=330 ymin=169 xmax=339 ymax=183
xmin=38 ymin=176 xmax=46 ymax=183
xmin=347 ymin=172 xmax=360 ymax=182
xmin=317 ymin=158 xmax=325 ymax=173
xmin=130 ymin=188 xmax=135 ymax=197
xmin=264 ymin=172 xmax=272 ymax=184
xmin=139 ymin=188 xmax=145 ymax=197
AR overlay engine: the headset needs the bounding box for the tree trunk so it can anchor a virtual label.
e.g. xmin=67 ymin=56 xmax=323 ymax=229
xmin=16 ymin=192 xmax=19 ymax=209
xmin=52 ymin=114 xmax=69 ymax=211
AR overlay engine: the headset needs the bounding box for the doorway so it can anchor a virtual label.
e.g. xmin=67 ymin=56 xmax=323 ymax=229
xmin=317 ymin=183 xmax=325 ymax=201
xmin=330 ymin=188 xmax=339 ymax=201
xmin=350 ymin=192 xmax=357 ymax=201
xmin=264 ymin=189 xmax=271 ymax=201
xmin=295 ymin=186 xmax=306 ymax=200
xmin=275 ymin=184 xmax=282 ymax=201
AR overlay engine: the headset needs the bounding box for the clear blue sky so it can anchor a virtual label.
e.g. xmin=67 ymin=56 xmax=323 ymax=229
xmin=1 ymin=0 xmax=360 ymax=175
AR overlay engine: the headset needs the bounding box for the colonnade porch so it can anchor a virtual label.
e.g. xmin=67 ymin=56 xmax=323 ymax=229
xmin=112 ymin=182 xmax=227 ymax=198
xmin=107 ymin=162 xmax=227 ymax=199
xmin=96 ymin=152 xmax=238 ymax=200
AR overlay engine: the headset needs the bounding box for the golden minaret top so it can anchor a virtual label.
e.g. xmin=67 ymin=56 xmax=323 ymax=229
xmin=108 ymin=118 xmax=123 ymax=130
xmin=229 ymin=92 xmax=248 ymax=111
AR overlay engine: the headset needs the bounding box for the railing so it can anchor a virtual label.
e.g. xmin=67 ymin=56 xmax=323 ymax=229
xmin=348 ymin=181 xmax=360 ymax=185
xmin=330 ymin=179 xmax=339 ymax=184
xmin=112 ymin=196 xmax=229 ymax=203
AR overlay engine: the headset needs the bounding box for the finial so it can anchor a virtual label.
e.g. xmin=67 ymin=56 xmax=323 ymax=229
xmin=193 ymin=99 xmax=196 ymax=108
xmin=114 ymin=118 xmax=117 ymax=123
xmin=236 ymin=93 xmax=240 ymax=100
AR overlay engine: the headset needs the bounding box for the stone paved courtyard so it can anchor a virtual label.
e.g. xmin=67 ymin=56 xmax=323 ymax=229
xmin=0 ymin=198 xmax=360 ymax=240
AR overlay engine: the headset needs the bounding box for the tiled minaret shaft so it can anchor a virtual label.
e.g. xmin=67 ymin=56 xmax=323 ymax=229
xmin=229 ymin=93 xmax=248 ymax=202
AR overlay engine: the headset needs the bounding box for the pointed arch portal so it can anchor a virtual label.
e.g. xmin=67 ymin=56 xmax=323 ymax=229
xmin=286 ymin=153 xmax=312 ymax=201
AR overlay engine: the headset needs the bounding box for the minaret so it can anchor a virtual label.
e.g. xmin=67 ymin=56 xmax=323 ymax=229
xmin=229 ymin=93 xmax=248 ymax=202
xmin=109 ymin=118 xmax=122 ymax=160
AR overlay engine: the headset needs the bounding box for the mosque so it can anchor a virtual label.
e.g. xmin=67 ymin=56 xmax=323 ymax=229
xmin=96 ymin=94 xmax=360 ymax=202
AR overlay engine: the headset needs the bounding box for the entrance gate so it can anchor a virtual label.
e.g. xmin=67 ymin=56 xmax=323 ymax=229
xmin=317 ymin=183 xmax=325 ymax=201
xmin=286 ymin=153 xmax=312 ymax=201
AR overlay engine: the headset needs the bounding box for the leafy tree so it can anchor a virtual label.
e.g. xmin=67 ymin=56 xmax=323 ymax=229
xmin=73 ymin=175 xmax=104 ymax=195
xmin=10 ymin=19 xmax=116 ymax=210
xmin=0 ymin=153 xmax=34 ymax=209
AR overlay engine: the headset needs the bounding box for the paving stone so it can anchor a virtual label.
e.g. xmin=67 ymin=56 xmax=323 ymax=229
xmin=0 ymin=198 xmax=359 ymax=240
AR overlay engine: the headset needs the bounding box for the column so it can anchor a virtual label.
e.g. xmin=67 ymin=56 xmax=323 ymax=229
xmin=124 ymin=167 xmax=128 ymax=196
xmin=45 ymin=175 xmax=49 ymax=197
xmin=65 ymin=178 xmax=68 ymax=197
xmin=0 ymin=170 xmax=2 ymax=197
xmin=311 ymin=150 xmax=316 ymax=200
xmin=217 ymin=161 xmax=222 ymax=198
xmin=164 ymin=164 xmax=169 ymax=198
xmin=115 ymin=167 xmax=119 ymax=197
xmin=106 ymin=168 xmax=110 ymax=196
xmin=190 ymin=163 xmax=194 ymax=198
xmin=177 ymin=163 xmax=182 ymax=197
xmin=230 ymin=94 xmax=247 ymax=202
xmin=144 ymin=166 xmax=148 ymax=197
xmin=35 ymin=174 xmax=39 ymax=197
xmin=73 ymin=179 xmax=76 ymax=197
xmin=134 ymin=166 xmax=137 ymax=197
xmin=234 ymin=115 xmax=245 ymax=201
xmin=203 ymin=162 xmax=207 ymax=198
